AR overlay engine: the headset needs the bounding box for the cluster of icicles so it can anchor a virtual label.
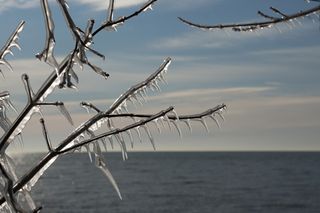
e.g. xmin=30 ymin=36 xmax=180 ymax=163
xmin=50 ymin=57 xmax=226 ymax=201
xmin=0 ymin=20 xmax=68 ymax=213
xmin=0 ymin=0 xmax=227 ymax=212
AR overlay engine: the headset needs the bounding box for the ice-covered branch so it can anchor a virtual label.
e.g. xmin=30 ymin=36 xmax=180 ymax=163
xmin=56 ymin=0 xmax=105 ymax=60
xmin=93 ymin=0 xmax=157 ymax=35
xmin=80 ymin=102 xmax=102 ymax=113
xmin=107 ymin=57 xmax=171 ymax=114
xmin=178 ymin=4 xmax=320 ymax=32
xmin=0 ymin=21 xmax=25 ymax=77
xmin=36 ymin=0 xmax=59 ymax=74
xmin=59 ymin=106 xmax=175 ymax=154
xmin=0 ymin=0 xmax=228 ymax=211
xmin=0 ymin=163 xmax=25 ymax=213
xmin=0 ymin=91 xmax=17 ymax=114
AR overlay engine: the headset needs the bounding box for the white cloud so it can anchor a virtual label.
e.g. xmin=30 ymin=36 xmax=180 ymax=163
xmin=0 ymin=0 xmax=38 ymax=12
xmin=0 ymin=0 xmax=152 ymax=13
xmin=149 ymin=87 xmax=274 ymax=102
xmin=70 ymin=0 xmax=149 ymax=11
xmin=150 ymin=29 xmax=269 ymax=50
xmin=159 ymin=0 xmax=220 ymax=11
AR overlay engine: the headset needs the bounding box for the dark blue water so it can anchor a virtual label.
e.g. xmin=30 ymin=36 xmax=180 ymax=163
xmin=15 ymin=152 xmax=320 ymax=213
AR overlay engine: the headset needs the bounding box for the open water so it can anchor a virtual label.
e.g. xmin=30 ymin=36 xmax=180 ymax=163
xmin=14 ymin=152 xmax=320 ymax=213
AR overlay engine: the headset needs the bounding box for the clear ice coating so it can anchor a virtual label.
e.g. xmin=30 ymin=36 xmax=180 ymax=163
xmin=0 ymin=21 xmax=25 ymax=77
xmin=0 ymin=92 xmax=17 ymax=114
xmin=171 ymin=121 xmax=182 ymax=138
xmin=183 ymin=119 xmax=192 ymax=133
xmin=124 ymin=130 xmax=134 ymax=149
xmin=0 ymin=105 xmax=12 ymax=133
xmin=163 ymin=115 xmax=172 ymax=130
xmin=9 ymin=107 xmax=40 ymax=142
xmin=152 ymin=119 xmax=162 ymax=134
xmin=142 ymin=125 xmax=156 ymax=150
xmin=199 ymin=118 xmax=209 ymax=133
xmin=108 ymin=57 xmax=171 ymax=114
xmin=36 ymin=0 xmax=59 ymax=75
xmin=209 ymin=114 xmax=221 ymax=129
xmin=143 ymin=0 xmax=156 ymax=11
xmin=92 ymin=142 xmax=122 ymax=200
xmin=133 ymin=127 xmax=142 ymax=143
xmin=28 ymin=156 xmax=58 ymax=190
xmin=106 ymin=0 xmax=115 ymax=23
xmin=57 ymin=103 xmax=74 ymax=126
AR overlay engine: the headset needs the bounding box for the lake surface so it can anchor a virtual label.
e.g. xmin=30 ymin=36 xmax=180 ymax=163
xmin=14 ymin=152 xmax=320 ymax=213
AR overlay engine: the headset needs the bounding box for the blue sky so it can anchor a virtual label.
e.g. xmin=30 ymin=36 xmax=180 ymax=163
xmin=1 ymin=0 xmax=320 ymax=153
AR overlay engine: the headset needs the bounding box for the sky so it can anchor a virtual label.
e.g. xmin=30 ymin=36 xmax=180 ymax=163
xmin=0 ymin=0 xmax=320 ymax=153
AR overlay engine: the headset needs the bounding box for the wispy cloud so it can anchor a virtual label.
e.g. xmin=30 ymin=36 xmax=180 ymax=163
xmin=149 ymin=87 xmax=275 ymax=102
xmin=70 ymin=0 xmax=149 ymax=11
xmin=150 ymin=30 xmax=270 ymax=50
xmin=0 ymin=0 xmax=152 ymax=13
xmin=159 ymin=0 xmax=220 ymax=11
xmin=0 ymin=0 xmax=38 ymax=12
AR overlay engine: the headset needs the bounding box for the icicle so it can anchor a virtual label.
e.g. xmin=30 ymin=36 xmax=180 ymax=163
xmin=121 ymin=101 xmax=129 ymax=112
xmin=107 ymin=136 xmax=114 ymax=149
xmin=154 ymin=81 xmax=161 ymax=92
xmin=158 ymin=116 xmax=165 ymax=128
xmin=107 ymin=118 xmax=115 ymax=129
xmin=152 ymin=119 xmax=162 ymax=134
xmin=131 ymin=93 xmax=142 ymax=106
xmin=171 ymin=120 xmax=182 ymax=138
xmin=158 ymin=73 xmax=168 ymax=85
xmin=57 ymin=103 xmax=74 ymax=125
xmin=217 ymin=110 xmax=225 ymax=121
xmin=142 ymin=125 xmax=156 ymax=150
xmin=137 ymin=90 xmax=146 ymax=103
xmin=84 ymin=144 xmax=93 ymax=163
xmin=183 ymin=119 xmax=192 ymax=133
xmin=93 ymin=144 xmax=101 ymax=163
xmin=100 ymin=138 xmax=108 ymax=152
xmin=163 ymin=115 xmax=172 ymax=130
xmin=209 ymin=115 xmax=221 ymax=129
xmin=133 ymin=127 xmax=142 ymax=143
xmin=115 ymin=134 xmax=128 ymax=161
xmin=127 ymin=96 xmax=135 ymax=107
xmin=125 ymin=130 xmax=134 ymax=149
xmin=148 ymin=82 xmax=156 ymax=92
xmin=141 ymin=87 xmax=148 ymax=98
xmin=96 ymin=158 xmax=122 ymax=200
xmin=198 ymin=118 xmax=209 ymax=133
